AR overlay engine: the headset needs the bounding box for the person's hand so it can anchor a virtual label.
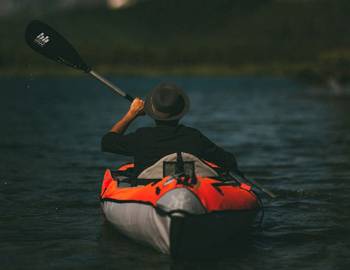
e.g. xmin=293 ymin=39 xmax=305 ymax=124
xmin=128 ymin=97 xmax=145 ymax=117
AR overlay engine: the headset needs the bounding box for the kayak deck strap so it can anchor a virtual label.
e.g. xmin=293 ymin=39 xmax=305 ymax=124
xmin=111 ymin=170 xmax=161 ymax=186
xmin=111 ymin=170 xmax=242 ymax=187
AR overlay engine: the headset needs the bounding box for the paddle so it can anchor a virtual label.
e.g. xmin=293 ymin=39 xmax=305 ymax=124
xmin=25 ymin=20 xmax=134 ymax=102
xmin=229 ymin=172 xmax=277 ymax=199
xmin=25 ymin=21 xmax=277 ymax=199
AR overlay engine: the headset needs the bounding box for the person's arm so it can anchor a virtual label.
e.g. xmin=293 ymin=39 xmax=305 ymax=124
xmin=101 ymin=98 xmax=144 ymax=155
xmin=110 ymin=98 xmax=145 ymax=134
xmin=199 ymin=131 xmax=244 ymax=176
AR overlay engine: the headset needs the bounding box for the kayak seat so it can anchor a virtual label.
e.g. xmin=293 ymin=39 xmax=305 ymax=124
xmin=137 ymin=152 xmax=219 ymax=179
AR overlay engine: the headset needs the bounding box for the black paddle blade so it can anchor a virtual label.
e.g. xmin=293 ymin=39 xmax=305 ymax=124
xmin=25 ymin=20 xmax=91 ymax=73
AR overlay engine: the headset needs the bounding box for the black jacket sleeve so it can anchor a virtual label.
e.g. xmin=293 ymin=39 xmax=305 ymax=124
xmin=101 ymin=131 xmax=138 ymax=156
xmin=198 ymin=131 xmax=244 ymax=175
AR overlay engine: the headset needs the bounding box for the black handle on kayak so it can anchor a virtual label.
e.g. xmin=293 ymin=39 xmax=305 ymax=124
xmin=25 ymin=20 xmax=134 ymax=103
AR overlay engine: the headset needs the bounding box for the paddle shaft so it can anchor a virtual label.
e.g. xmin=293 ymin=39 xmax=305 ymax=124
xmin=229 ymin=172 xmax=277 ymax=199
xmin=89 ymin=71 xmax=134 ymax=102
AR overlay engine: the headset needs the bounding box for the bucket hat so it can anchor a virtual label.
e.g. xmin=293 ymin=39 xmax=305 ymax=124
xmin=144 ymin=83 xmax=190 ymax=121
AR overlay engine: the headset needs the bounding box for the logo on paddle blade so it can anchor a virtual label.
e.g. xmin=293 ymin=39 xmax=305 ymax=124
xmin=34 ymin=32 xmax=50 ymax=47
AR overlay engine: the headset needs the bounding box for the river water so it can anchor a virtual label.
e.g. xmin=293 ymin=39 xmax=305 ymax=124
xmin=1 ymin=76 xmax=349 ymax=269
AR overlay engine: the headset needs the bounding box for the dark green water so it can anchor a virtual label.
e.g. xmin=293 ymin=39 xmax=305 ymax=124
xmin=1 ymin=76 xmax=349 ymax=269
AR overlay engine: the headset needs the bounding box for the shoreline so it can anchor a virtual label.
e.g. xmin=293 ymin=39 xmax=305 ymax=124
xmin=2 ymin=63 xmax=348 ymax=89
xmin=0 ymin=62 xmax=320 ymax=77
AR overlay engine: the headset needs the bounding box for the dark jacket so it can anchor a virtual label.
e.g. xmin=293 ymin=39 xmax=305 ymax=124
xmin=101 ymin=124 xmax=240 ymax=176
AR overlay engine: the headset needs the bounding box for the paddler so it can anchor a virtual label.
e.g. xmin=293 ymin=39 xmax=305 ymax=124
xmin=101 ymin=83 xmax=243 ymax=177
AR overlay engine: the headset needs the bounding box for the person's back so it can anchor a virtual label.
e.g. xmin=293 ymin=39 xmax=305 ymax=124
xmin=101 ymin=83 xmax=241 ymax=176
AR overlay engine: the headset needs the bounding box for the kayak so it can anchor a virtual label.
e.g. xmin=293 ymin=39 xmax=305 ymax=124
xmin=100 ymin=152 xmax=261 ymax=257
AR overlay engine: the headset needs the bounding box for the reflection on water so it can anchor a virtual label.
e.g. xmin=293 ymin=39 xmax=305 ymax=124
xmin=0 ymin=76 xmax=350 ymax=269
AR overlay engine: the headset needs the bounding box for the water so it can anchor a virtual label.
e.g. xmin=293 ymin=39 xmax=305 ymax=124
xmin=1 ymin=76 xmax=349 ymax=269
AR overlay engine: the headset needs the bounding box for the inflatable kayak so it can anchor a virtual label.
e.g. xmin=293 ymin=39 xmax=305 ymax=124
xmin=100 ymin=152 xmax=261 ymax=257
